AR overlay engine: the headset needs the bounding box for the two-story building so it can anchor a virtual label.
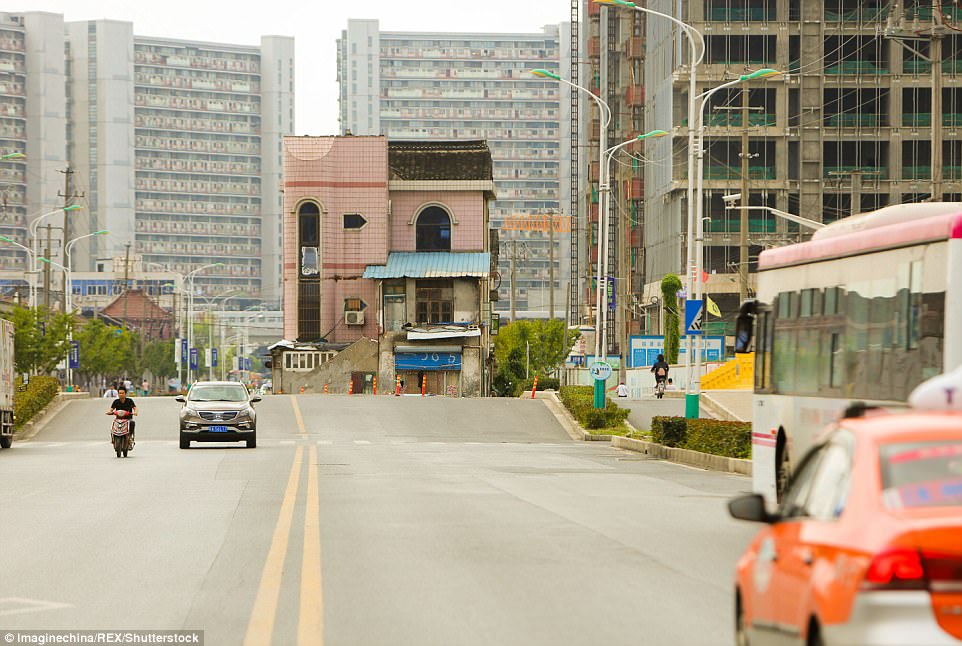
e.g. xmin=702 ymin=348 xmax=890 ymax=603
xmin=276 ymin=135 xmax=495 ymax=396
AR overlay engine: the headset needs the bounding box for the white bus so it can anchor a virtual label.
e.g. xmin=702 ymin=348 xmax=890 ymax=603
xmin=736 ymin=202 xmax=962 ymax=503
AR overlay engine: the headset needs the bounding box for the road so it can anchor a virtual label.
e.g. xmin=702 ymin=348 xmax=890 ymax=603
xmin=615 ymin=396 xmax=687 ymax=431
xmin=0 ymin=394 xmax=756 ymax=646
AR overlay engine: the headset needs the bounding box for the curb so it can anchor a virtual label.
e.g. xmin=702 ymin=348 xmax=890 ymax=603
xmin=14 ymin=391 xmax=89 ymax=442
xmin=611 ymin=436 xmax=752 ymax=476
xmin=538 ymin=391 xmax=614 ymax=442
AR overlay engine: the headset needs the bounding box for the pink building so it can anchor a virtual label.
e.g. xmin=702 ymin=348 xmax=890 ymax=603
xmin=279 ymin=136 xmax=495 ymax=396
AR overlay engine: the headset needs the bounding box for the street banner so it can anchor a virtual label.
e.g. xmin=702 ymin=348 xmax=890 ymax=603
xmin=68 ymin=341 xmax=79 ymax=370
xmin=175 ymin=337 xmax=182 ymax=365
xmin=204 ymin=348 xmax=212 ymax=368
xmin=189 ymin=347 xmax=198 ymax=370
xmin=211 ymin=348 xmax=218 ymax=368
xmin=181 ymin=339 xmax=188 ymax=364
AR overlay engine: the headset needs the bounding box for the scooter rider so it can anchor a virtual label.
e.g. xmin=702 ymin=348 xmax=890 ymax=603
xmin=650 ymin=354 xmax=670 ymax=386
xmin=106 ymin=385 xmax=138 ymax=445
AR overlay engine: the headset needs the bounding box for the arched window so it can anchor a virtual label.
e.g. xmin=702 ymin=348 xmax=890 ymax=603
xmin=415 ymin=206 xmax=451 ymax=251
xmin=298 ymin=202 xmax=320 ymax=277
xmin=297 ymin=201 xmax=321 ymax=341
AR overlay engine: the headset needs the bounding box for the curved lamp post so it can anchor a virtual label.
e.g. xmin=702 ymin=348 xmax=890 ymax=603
xmin=185 ymin=263 xmax=225 ymax=385
xmin=690 ymin=68 xmax=781 ymax=417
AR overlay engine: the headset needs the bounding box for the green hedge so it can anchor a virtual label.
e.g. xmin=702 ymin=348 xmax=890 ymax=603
xmin=651 ymin=416 xmax=688 ymax=447
xmin=14 ymin=376 xmax=60 ymax=430
xmin=558 ymin=385 xmax=630 ymax=430
xmin=519 ymin=377 xmax=561 ymax=393
xmin=650 ymin=415 xmax=751 ymax=459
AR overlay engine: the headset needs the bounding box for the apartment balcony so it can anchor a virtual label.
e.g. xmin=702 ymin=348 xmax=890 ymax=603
xmin=903 ymin=59 xmax=962 ymax=75
xmin=0 ymin=80 xmax=24 ymax=97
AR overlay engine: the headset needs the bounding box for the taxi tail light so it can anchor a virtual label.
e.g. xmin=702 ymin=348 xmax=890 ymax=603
xmin=922 ymin=550 xmax=962 ymax=593
xmin=861 ymin=548 xmax=927 ymax=590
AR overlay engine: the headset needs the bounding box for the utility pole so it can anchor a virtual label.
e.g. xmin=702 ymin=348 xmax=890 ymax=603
xmin=121 ymin=242 xmax=131 ymax=329
xmin=739 ymin=86 xmax=750 ymax=303
xmin=43 ymin=224 xmax=51 ymax=309
xmin=509 ymin=240 xmax=517 ymax=323
xmin=57 ymin=163 xmax=84 ymax=312
xmin=548 ymin=213 xmax=555 ymax=319
xmin=932 ymin=32 xmax=944 ymax=201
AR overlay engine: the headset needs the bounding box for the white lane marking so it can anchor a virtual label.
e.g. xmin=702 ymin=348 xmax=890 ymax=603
xmin=316 ymin=440 xmax=332 ymax=445
xmin=0 ymin=597 xmax=73 ymax=617
xmin=46 ymin=442 xmax=67 ymax=448
xmin=280 ymin=440 xmax=296 ymax=445
xmin=353 ymin=440 xmax=371 ymax=445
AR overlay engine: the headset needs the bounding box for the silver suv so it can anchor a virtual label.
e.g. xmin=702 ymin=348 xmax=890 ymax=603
xmin=177 ymin=381 xmax=261 ymax=449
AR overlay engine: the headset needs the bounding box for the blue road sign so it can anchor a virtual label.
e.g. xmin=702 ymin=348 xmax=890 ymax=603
xmin=685 ymin=299 xmax=704 ymax=336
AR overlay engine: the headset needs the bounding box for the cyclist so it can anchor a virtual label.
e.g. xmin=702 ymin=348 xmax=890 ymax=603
xmin=650 ymin=354 xmax=670 ymax=389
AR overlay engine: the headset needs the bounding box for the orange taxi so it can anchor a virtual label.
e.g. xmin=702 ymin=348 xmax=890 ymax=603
xmin=729 ymin=401 xmax=962 ymax=645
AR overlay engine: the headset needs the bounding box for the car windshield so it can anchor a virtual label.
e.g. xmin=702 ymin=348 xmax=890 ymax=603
xmin=880 ymin=439 xmax=962 ymax=509
xmin=188 ymin=384 xmax=249 ymax=403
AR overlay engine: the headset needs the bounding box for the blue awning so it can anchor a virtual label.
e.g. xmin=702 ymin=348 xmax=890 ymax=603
xmin=363 ymin=252 xmax=490 ymax=279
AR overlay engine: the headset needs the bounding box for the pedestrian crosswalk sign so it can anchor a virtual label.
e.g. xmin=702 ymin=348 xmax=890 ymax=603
xmin=685 ymin=299 xmax=704 ymax=335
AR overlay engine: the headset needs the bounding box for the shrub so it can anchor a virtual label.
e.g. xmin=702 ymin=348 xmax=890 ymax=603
xmin=558 ymin=385 xmax=629 ymax=430
xmin=14 ymin=376 xmax=60 ymax=430
xmin=651 ymin=416 xmax=688 ymax=447
xmin=683 ymin=419 xmax=752 ymax=459
xmin=519 ymin=376 xmax=561 ymax=393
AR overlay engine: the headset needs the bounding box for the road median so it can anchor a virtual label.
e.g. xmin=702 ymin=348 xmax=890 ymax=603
xmin=611 ymin=435 xmax=752 ymax=476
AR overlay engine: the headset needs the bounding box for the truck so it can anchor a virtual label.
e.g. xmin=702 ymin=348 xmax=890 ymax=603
xmin=0 ymin=319 xmax=14 ymax=448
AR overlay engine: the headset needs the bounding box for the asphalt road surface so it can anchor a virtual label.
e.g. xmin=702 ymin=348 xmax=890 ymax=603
xmin=0 ymin=394 xmax=756 ymax=646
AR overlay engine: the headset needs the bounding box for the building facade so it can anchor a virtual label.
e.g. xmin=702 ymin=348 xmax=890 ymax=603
xmin=281 ymin=135 xmax=494 ymax=396
xmin=337 ymin=20 xmax=570 ymax=321
xmin=0 ymin=13 xmax=293 ymax=307
xmin=643 ymin=0 xmax=961 ymax=333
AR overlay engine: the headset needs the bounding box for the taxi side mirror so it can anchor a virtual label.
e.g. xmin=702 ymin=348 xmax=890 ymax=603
xmin=175 ymin=395 xmax=186 ymax=403
xmin=728 ymin=493 xmax=776 ymax=524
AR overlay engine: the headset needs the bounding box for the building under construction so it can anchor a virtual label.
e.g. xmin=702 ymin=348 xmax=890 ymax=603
xmin=635 ymin=0 xmax=960 ymax=340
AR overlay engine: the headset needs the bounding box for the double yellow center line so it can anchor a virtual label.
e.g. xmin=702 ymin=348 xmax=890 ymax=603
xmin=243 ymin=396 xmax=323 ymax=646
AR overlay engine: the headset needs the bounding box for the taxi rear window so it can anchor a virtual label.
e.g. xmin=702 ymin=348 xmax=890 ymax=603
xmin=880 ymin=441 xmax=962 ymax=509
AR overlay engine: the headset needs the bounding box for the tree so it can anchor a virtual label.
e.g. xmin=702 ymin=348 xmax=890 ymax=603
xmin=142 ymin=339 xmax=176 ymax=382
xmin=11 ymin=306 xmax=74 ymax=374
xmin=492 ymin=319 xmax=579 ymax=396
xmin=74 ymin=319 xmax=140 ymax=384
xmin=660 ymin=274 xmax=682 ymax=364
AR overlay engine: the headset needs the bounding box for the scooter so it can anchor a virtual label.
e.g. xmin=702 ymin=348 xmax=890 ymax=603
xmin=655 ymin=379 xmax=666 ymax=399
xmin=110 ymin=410 xmax=133 ymax=458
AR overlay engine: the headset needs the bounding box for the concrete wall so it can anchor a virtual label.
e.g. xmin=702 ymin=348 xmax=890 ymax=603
xmin=272 ymin=338 xmax=378 ymax=395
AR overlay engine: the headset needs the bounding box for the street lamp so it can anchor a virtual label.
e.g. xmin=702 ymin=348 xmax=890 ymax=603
xmin=39 ymin=256 xmax=75 ymax=387
xmin=691 ymin=68 xmax=782 ymax=417
xmin=0 ymin=235 xmax=35 ymax=306
xmin=599 ymin=130 xmax=669 ymax=365
xmin=186 ymin=262 xmax=225 ymax=386
xmin=721 ymin=202 xmax=825 ymax=231
xmin=30 ymin=205 xmax=83 ymax=307
xmin=595 ymin=0 xmax=705 ymax=390
xmin=195 ymin=290 xmax=243 ymax=380
xmin=64 ymin=230 xmax=109 ymax=314
xmin=531 ymin=67 xmax=612 ymax=409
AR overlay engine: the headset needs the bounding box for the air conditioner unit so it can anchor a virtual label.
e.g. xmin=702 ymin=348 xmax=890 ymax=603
xmin=345 ymin=310 xmax=365 ymax=325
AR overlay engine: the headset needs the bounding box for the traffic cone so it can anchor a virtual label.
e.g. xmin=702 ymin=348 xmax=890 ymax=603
xmin=373 ymin=375 xmax=377 ymax=395
xmin=421 ymin=374 xmax=426 ymax=397
xmin=395 ymin=375 xmax=401 ymax=396
xmin=348 ymin=380 xmax=354 ymax=395
xmin=299 ymin=385 xmax=305 ymax=394
xmin=531 ymin=375 xmax=539 ymax=399
xmin=324 ymin=383 xmax=329 ymax=394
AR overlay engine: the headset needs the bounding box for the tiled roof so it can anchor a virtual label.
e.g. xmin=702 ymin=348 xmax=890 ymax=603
xmin=388 ymin=140 xmax=493 ymax=181
xmin=101 ymin=289 xmax=169 ymax=321
xmin=363 ymin=252 xmax=490 ymax=279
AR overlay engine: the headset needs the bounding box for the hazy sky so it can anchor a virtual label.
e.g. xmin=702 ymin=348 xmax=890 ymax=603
xmin=26 ymin=0 xmax=570 ymax=135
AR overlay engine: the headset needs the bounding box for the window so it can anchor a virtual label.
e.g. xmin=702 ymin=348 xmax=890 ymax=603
xmin=415 ymin=279 xmax=454 ymax=324
xmin=383 ymin=282 xmax=406 ymax=332
xmin=283 ymin=351 xmax=335 ymax=371
xmin=415 ymin=206 xmax=451 ymax=251
xmin=343 ymin=213 xmax=367 ymax=229
xmin=298 ymin=202 xmax=320 ymax=277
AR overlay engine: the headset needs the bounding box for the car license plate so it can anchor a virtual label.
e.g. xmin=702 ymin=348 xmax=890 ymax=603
xmin=208 ymin=425 xmax=229 ymax=433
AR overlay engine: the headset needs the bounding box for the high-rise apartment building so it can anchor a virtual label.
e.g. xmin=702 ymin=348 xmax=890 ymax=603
xmin=337 ymin=20 xmax=572 ymax=319
xmin=0 ymin=12 xmax=67 ymax=277
xmin=66 ymin=23 xmax=294 ymax=302
xmin=0 ymin=13 xmax=293 ymax=306
xmin=581 ymin=1 xmax=646 ymax=356
xmin=643 ymin=0 xmax=960 ymax=332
